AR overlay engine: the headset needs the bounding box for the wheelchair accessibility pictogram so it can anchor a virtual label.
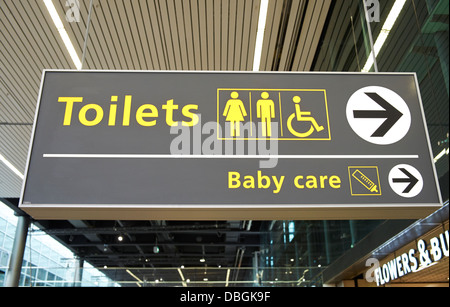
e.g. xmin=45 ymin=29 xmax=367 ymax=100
xmin=287 ymin=96 xmax=325 ymax=138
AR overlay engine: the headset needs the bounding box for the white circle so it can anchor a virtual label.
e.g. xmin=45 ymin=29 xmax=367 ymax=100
xmin=346 ymin=86 xmax=411 ymax=145
xmin=388 ymin=164 xmax=423 ymax=198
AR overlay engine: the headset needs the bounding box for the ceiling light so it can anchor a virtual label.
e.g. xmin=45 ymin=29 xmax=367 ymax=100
xmin=117 ymin=235 xmax=123 ymax=242
xmin=361 ymin=0 xmax=407 ymax=72
xmin=225 ymin=269 xmax=231 ymax=287
xmin=434 ymin=148 xmax=448 ymax=163
xmin=43 ymin=0 xmax=82 ymax=70
xmin=253 ymin=0 xmax=269 ymax=71
xmin=177 ymin=268 xmax=185 ymax=281
xmin=0 ymin=153 xmax=24 ymax=179
xmin=200 ymin=258 xmax=206 ymax=263
xmin=126 ymin=269 xmax=142 ymax=283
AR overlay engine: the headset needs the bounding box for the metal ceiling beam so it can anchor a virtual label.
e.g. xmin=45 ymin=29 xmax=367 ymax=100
xmin=32 ymin=227 xmax=272 ymax=236
xmin=68 ymin=242 xmax=261 ymax=248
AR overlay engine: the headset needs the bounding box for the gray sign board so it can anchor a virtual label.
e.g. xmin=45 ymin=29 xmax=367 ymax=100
xmin=19 ymin=70 xmax=442 ymax=220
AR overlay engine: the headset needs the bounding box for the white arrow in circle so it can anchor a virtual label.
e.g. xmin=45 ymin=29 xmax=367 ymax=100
xmin=346 ymin=86 xmax=411 ymax=145
xmin=353 ymin=92 xmax=403 ymax=137
xmin=388 ymin=164 xmax=423 ymax=198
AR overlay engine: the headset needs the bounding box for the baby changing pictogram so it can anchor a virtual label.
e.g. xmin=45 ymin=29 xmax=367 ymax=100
xmin=348 ymin=166 xmax=382 ymax=196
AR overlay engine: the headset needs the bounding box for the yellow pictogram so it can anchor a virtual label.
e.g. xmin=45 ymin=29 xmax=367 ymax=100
xmin=217 ymin=88 xmax=331 ymax=140
xmin=223 ymin=91 xmax=248 ymax=137
xmin=287 ymin=96 xmax=325 ymax=138
xmin=348 ymin=166 xmax=382 ymax=196
xmin=256 ymin=92 xmax=275 ymax=137
xmin=352 ymin=170 xmax=378 ymax=193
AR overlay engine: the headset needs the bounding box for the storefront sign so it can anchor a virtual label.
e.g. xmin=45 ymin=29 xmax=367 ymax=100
xmin=19 ymin=71 xmax=442 ymax=220
xmin=370 ymin=230 xmax=449 ymax=286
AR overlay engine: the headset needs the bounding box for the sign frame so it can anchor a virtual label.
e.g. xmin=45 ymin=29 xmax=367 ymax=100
xmin=19 ymin=70 xmax=443 ymax=220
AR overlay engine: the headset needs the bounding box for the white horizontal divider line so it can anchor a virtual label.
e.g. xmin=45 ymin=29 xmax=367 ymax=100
xmin=43 ymin=154 xmax=419 ymax=159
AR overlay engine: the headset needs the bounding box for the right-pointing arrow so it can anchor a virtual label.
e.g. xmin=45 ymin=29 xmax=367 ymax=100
xmin=392 ymin=168 xmax=419 ymax=193
xmin=353 ymin=92 xmax=403 ymax=137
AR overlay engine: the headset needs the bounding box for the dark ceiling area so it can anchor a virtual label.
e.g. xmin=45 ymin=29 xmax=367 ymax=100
xmin=2 ymin=197 xmax=388 ymax=286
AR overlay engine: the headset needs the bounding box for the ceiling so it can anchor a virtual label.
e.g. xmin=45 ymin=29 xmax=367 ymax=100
xmin=0 ymin=0 xmax=448 ymax=287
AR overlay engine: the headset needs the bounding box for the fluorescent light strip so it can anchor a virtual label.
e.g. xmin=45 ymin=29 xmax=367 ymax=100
xmin=434 ymin=148 xmax=448 ymax=163
xmin=225 ymin=269 xmax=231 ymax=287
xmin=362 ymin=0 xmax=407 ymax=72
xmin=177 ymin=268 xmax=187 ymax=287
xmin=43 ymin=0 xmax=82 ymax=70
xmin=0 ymin=153 xmax=24 ymax=179
xmin=253 ymin=0 xmax=269 ymax=71
xmin=126 ymin=269 xmax=142 ymax=287
xmin=177 ymin=268 xmax=185 ymax=281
